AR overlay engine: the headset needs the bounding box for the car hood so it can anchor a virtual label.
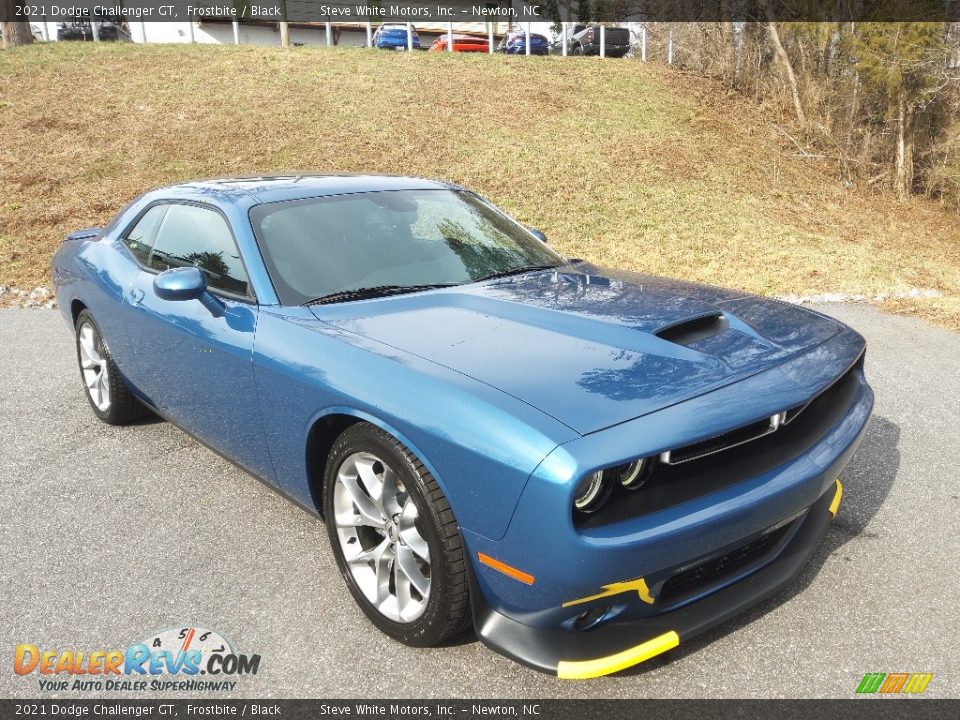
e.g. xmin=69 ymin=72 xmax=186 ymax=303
xmin=311 ymin=263 xmax=841 ymax=435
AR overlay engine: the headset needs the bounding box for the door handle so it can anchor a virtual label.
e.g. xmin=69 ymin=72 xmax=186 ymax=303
xmin=129 ymin=288 xmax=144 ymax=306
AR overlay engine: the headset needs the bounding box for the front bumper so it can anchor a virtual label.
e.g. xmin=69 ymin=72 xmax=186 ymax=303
xmin=472 ymin=479 xmax=844 ymax=678
xmin=463 ymin=327 xmax=872 ymax=677
xmin=505 ymin=46 xmax=549 ymax=55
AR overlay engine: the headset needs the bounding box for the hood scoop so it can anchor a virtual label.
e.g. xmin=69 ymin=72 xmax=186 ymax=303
xmin=655 ymin=312 xmax=728 ymax=347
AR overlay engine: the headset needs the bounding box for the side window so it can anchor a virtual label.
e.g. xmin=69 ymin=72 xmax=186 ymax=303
xmin=149 ymin=204 xmax=251 ymax=298
xmin=123 ymin=204 xmax=167 ymax=266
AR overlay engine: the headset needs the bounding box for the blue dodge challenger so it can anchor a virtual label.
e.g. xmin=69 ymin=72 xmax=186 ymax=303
xmin=52 ymin=175 xmax=873 ymax=678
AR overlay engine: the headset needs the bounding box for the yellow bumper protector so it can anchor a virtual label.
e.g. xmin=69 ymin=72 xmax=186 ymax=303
xmin=557 ymin=630 xmax=680 ymax=680
xmin=562 ymin=577 xmax=655 ymax=608
xmin=829 ymin=479 xmax=843 ymax=517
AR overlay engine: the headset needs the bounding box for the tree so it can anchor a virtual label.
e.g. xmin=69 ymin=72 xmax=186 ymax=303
xmin=575 ymin=0 xmax=591 ymax=23
xmin=766 ymin=21 xmax=806 ymax=125
xmin=851 ymin=23 xmax=953 ymax=200
xmin=543 ymin=0 xmax=562 ymax=34
xmin=1 ymin=0 xmax=35 ymax=48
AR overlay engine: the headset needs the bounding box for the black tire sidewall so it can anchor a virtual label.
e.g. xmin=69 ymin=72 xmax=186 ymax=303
xmin=323 ymin=423 xmax=463 ymax=647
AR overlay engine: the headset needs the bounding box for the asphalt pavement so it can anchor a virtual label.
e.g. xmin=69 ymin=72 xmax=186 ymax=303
xmin=1 ymin=303 xmax=958 ymax=699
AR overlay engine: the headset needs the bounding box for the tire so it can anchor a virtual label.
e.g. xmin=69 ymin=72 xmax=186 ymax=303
xmin=324 ymin=422 xmax=471 ymax=646
xmin=572 ymin=44 xmax=583 ymax=56
xmin=75 ymin=309 xmax=147 ymax=425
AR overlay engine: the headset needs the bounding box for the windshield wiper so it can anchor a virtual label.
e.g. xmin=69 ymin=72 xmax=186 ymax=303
xmin=303 ymin=283 xmax=458 ymax=306
xmin=471 ymin=264 xmax=563 ymax=283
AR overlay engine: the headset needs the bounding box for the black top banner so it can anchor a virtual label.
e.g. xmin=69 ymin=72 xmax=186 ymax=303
xmin=5 ymin=0 xmax=960 ymax=23
xmin=0 ymin=700 xmax=958 ymax=720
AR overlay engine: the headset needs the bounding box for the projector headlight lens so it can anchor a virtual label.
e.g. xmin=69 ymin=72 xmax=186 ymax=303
xmin=618 ymin=458 xmax=648 ymax=490
xmin=573 ymin=470 xmax=608 ymax=514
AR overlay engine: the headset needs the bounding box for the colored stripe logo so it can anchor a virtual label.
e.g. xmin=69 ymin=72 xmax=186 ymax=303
xmin=856 ymin=672 xmax=933 ymax=694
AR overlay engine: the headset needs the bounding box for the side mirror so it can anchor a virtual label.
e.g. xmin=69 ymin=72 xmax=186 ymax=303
xmin=153 ymin=267 xmax=224 ymax=316
xmin=527 ymin=227 xmax=548 ymax=244
xmin=154 ymin=266 xmax=207 ymax=301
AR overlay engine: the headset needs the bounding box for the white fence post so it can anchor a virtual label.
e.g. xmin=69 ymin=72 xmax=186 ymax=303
xmin=326 ymin=21 xmax=333 ymax=46
xmin=366 ymin=21 xmax=372 ymax=47
xmin=641 ymin=26 xmax=646 ymax=61
xmin=92 ymin=21 xmax=100 ymax=41
xmin=187 ymin=20 xmax=195 ymax=43
xmin=140 ymin=20 xmax=147 ymax=43
xmin=232 ymin=20 xmax=239 ymax=44
xmin=447 ymin=21 xmax=453 ymax=52
xmin=406 ymin=21 xmax=412 ymax=51
xmin=668 ymin=27 xmax=673 ymax=64
xmin=561 ymin=23 xmax=567 ymax=56
xmin=488 ymin=22 xmax=494 ymax=53
xmin=600 ymin=24 xmax=605 ymax=58
xmin=525 ymin=21 xmax=531 ymax=55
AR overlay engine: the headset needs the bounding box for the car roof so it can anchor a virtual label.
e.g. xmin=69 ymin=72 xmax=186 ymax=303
xmin=160 ymin=174 xmax=461 ymax=205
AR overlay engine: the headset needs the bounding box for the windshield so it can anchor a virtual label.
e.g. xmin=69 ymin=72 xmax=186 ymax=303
xmin=249 ymin=189 xmax=564 ymax=305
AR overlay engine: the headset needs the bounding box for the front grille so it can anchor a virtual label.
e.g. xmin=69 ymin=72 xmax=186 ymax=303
xmin=663 ymin=414 xmax=779 ymax=465
xmin=658 ymin=522 xmax=793 ymax=607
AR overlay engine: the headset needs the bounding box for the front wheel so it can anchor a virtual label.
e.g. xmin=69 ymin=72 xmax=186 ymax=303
xmin=324 ymin=423 xmax=471 ymax=646
xmin=75 ymin=310 xmax=147 ymax=425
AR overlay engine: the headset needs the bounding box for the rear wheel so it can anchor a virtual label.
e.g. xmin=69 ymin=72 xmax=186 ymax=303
xmin=324 ymin=422 xmax=471 ymax=646
xmin=572 ymin=44 xmax=583 ymax=56
xmin=75 ymin=310 xmax=147 ymax=425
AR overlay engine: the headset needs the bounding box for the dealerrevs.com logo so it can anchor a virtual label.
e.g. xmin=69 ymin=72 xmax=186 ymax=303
xmin=13 ymin=626 xmax=260 ymax=692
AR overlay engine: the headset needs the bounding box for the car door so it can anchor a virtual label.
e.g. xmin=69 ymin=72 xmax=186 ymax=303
xmin=119 ymin=201 xmax=276 ymax=483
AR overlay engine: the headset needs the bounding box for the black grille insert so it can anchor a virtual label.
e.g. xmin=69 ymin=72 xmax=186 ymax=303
xmin=664 ymin=415 xmax=778 ymax=464
xmin=658 ymin=522 xmax=793 ymax=607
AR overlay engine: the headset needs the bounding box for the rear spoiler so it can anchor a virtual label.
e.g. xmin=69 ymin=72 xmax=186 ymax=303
xmin=64 ymin=228 xmax=102 ymax=242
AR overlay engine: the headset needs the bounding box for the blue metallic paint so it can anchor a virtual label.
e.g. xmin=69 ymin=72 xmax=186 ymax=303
xmin=466 ymin=346 xmax=871 ymax=623
xmin=52 ymin=175 xmax=874 ymax=674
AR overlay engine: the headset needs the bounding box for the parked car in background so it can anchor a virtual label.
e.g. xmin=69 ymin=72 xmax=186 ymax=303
xmin=56 ymin=20 xmax=121 ymax=41
xmin=564 ymin=24 xmax=631 ymax=57
xmin=497 ymin=31 xmax=550 ymax=55
xmin=372 ymin=23 xmax=420 ymax=51
xmin=430 ymin=34 xmax=489 ymax=52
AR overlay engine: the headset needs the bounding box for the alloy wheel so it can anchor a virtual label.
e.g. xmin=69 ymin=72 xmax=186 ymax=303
xmin=332 ymin=451 xmax=431 ymax=623
xmin=78 ymin=321 xmax=111 ymax=412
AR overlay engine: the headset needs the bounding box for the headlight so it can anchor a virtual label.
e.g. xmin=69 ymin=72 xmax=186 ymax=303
xmin=617 ymin=458 xmax=648 ymax=490
xmin=573 ymin=470 xmax=609 ymax=514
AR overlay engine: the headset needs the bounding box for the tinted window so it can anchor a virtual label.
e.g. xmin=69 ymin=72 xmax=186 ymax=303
xmin=250 ymin=189 xmax=563 ymax=305
xmin=149 ymin=204 xmax=251 ymax=297
xmin=124 ymin=204 xmax=167 ymax=266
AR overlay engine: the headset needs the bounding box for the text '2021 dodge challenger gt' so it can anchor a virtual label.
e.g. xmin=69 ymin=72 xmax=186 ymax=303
xmin=52 ymin=175 xmax=873 ymax=679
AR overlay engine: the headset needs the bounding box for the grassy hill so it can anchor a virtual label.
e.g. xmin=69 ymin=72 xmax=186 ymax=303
xmin=2 ymin=43 xmax=958 ymax=328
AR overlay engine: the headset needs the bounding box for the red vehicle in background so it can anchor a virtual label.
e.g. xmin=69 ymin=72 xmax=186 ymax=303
xmin=429 ymin=34 xmax=490 ymax=52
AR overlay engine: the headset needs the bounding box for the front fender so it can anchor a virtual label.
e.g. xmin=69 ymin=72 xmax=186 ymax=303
xmin=251 ymin=307 xmax=577 ymax=539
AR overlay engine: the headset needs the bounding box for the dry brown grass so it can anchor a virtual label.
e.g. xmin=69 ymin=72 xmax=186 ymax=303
xmin=1 ymin=43 xmax=958 ymax=329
